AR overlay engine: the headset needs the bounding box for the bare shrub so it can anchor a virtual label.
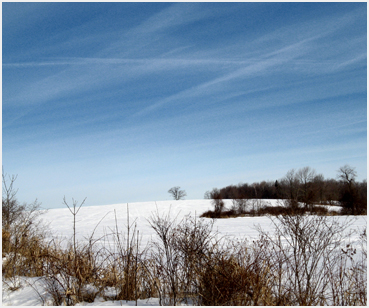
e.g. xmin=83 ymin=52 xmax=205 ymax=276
xmin=2 ymin=172 xmax=23 ymax=228
xmin=232 ymin=198 xmax=248 ymax=214
xmin=209 ymin=188 xmax=224 ymax=216
xmin=212 ymin=198 xmax=224 ymax=214
xmin=147 ymin=209 xmax=224 ymax=305
xmin=255 ymin=200 xmax=330 ymax=216
xmin=147 ymin=209 xmax=182 ymax=305
xmin=2 ymin=171 xmax=48 ymax=280
xmin=198 ymin=237 xmax=276 ymax=306
xmin=171 ymin=215 xmax=216 ymax=304
xmin=41 ymin=200 xmax=110 ymax=305
xmin=103 ymin=206 xmax=153 ymax=302
xmin=42 ymin=234 xmax=107 ymax=305
xmin=200 ymin=208 xmax=238 ymax=219
xmin=248 ymin=199 xmax=266 ymax=215
xmin=325 ymin=225 xmax=367 ymax=305
xmin=200 ymin=209 xmax=218 ymax=219
xmin=199 ymin=253 xmax=254 ymax=305
xmin=256 ymin=214 xmax=362 ymax=305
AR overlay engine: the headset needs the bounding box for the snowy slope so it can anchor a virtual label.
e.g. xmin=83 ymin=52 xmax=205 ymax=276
xmin=39 ymin=199 xmax=343 ymax=247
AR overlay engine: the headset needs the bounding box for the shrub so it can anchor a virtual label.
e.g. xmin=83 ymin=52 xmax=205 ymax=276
xmin=199 ymin=255 xmax=255 ymax=305
xmin=257 ymin=214 xmax=365 ymax=305
xmin=232 ymin=198 xmax=248 ymax=214
xmin=2 ymin=172 xmax=48 ymax=279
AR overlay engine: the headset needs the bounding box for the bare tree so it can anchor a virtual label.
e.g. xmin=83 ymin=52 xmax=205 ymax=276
xmin=168 ymin=186 xmax=187 ymax=200
xmin=337 ymin=165 xmax=365 ymax=214
xmin=296 ymin=166 xmax=316 ymax=209
xmin=312 ymin=174 xmax=325 ymax=204
xmin=282 ymin=168 xmax=299 ymax=201
xmin=210 ymin=188 xmax=224 ymax=215
xmin=204 ymin=190 xmax=211 ymax=199
xmin=337 ymin=164 xmax=357 ymax=187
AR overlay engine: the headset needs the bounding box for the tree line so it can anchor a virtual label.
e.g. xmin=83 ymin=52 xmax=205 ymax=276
xmin=204 ymin=165 xmax=367 ymax=215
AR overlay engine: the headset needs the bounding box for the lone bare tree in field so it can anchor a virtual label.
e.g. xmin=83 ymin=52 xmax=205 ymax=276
xmin=168 ymin=187 xmax=187 ymax=200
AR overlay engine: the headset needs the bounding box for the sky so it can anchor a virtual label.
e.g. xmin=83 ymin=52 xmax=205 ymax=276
xmin=2 ymin=2 xmax=367 ymax=209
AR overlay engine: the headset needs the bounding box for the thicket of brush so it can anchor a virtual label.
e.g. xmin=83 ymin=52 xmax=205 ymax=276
xmin=200 ymin=198 xmax=337 ymax=219
xmin=2 ymin=173 xmax=367 ymax=306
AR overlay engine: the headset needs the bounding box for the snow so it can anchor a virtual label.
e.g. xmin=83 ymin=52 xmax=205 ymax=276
xmin=2 ymin=199 xmax=366 ymax=306
xmin=2 ymin=276 xmax=160 ymax=306
xmin=75 ymin=298 xmax=161 ymax=306
xmin=38 ymin=199 xmax=346 ymax=249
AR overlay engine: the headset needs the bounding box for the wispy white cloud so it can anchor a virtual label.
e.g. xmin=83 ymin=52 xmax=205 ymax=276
xmin=131 ymin=35 xmax=327 ymax=117
xmin=2 ymin=57 xmax=263 ymax=68
xmin=97 ymin=3 xmax=223 ymax=59
xmin=128 ymin=3 xmax=211 ymax=36
xmin=331 ymin=53 xmax=367 ymax=72
xmin=4 ymin=2 xmax=365 ymax=113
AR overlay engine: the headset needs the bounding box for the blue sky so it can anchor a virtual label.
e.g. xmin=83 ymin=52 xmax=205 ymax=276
xmin=2 ymin=2 xmax=367 ymax=209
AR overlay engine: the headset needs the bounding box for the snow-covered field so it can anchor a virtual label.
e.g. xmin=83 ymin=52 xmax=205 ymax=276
xmin=38 ymin=199 xmax=344 ymax=249
xmin=2 ymin=199 xmax=366 ymax=306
